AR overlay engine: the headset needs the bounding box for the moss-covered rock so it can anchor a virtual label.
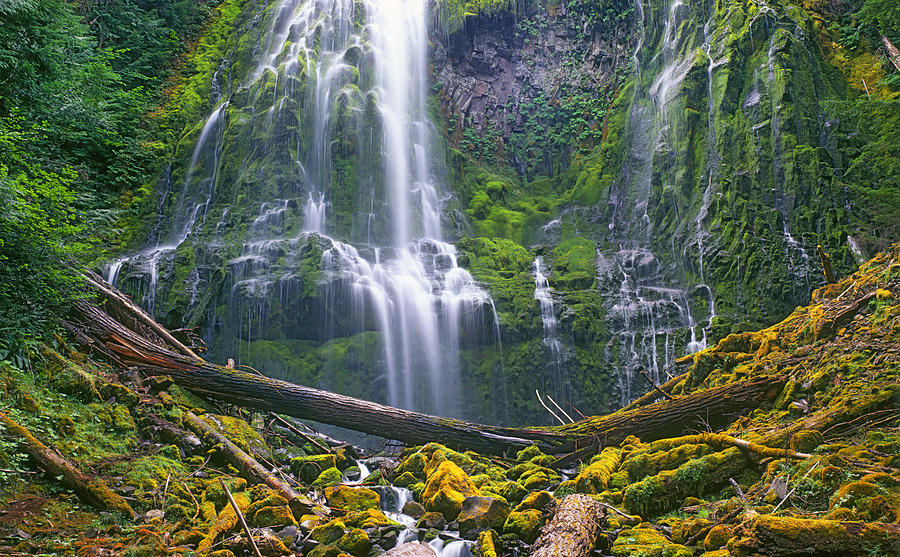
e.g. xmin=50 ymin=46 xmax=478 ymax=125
xmin=456 ymin=496 xmax=511 ymax=536
xmin=336 ymin=528 xmax=370 ymax=557
xmin=502 ymin=508 xmax=543 ymax=544
xmin=422 ymin=459 xmax=480 ymax=521
xmin=312 ymin=467 xmax=344 ymax=488
xmin=292 ymin=454 xmax=339 ymax=483
xmin=324 ymin=485 xmax=380 ymax=511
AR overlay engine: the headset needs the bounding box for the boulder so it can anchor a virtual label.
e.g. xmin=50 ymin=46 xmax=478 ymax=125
xmin=325 ymin=485 xmax=381 ymax=511
xmin=457 ymin=496 xmax=511 ymax=536
xmin=422 ymin=460 xmax=479 ymax=521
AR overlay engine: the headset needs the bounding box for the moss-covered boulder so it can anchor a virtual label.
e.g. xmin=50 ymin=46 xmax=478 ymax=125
xmin=292 ymin=454 xmax=339 ymax=483
xmin=312 ymin=467 xmax=343 ymax=487
xmin=457 ymin=496 xmax=511 ymax=536
xmin=336 ymin=528 xmax=370 ymax=557
xmin=325 ymin=485 xmax=380 ymax=511
xmin=422 ymin=459 xmax=480 ymax=521
xmin=502 ymin=509 xmax=543 ymax=543
xmin=311 ymin=518 xmax=347 ymax=545
xmin=611 ymin=525 xmax=691 ymax=557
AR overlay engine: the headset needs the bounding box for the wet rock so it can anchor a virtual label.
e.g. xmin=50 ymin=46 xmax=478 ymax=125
xmin=502 ymin=509 xmax=543 ymax=544
xmin=402 ymin=500 xmax=426 ymax=519
xmin=457 ymin=496 xmax=510 ymax=537
xmin=324 ymin=485 xmax=380 ymax=511
xmin=416 ymin=511 xmax=446 ymax=530
xmin=336 ymin=528 xmax=370 ymax=557
xmin=422 ymin=459 xmax=479 ymax=521
xmin=383 ymin=541 xmax=437 ymax=556
xmin=291 ymin=454 xmax=339 ymax=483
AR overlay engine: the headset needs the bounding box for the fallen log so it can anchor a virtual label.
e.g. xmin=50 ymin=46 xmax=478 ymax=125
xmin=623 ymin=372 xmax=687 ymax=411
xmin=182 ymin=411 xmax=324 ymax=517
xmin=553 ymin=375 xmax=787 ymax=453
xmin=0 ymin=411 xmax=135 ymax=517
xmin=65 ymin=275 xmax=786 ymax=457
xmin=731 ymin=515 xmax=900 ymax=557
xmin=530 ymin=495 xmax=607 ymax=557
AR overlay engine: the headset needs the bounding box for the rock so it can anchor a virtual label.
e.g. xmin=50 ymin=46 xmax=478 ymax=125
xmin=250 ymin=504 xmax=297 ymax=528
xmin=574 ymin=447 xmax=622 ymax=494
xmin=402 ymin=500 xmax=426 ymax=519
xmin=474 ymin=530 xmax=500 ymax=557
xmin=416 ymin=511 xmax=447 ymax=530
xmin=144 ymin=509 xmax=165 ymax=521
xmin=383 ymin=541 xmax=437 ymax=556
xmin=704 ymin=524 xmax=733 ymax=551
xmin=291 ymin=454 xmax=339 ymax=483
xmin=312 ymin=467 xmax=343 ymax=487
xmin=612 ymin=526 xmax=691 ymax=557
xmin=456 ymin=496 xmax=511 ymax=536
xmin=307 ymin=545 xmax=342 ymax=557
xmin=325 ymin=485 xmax=381 ymax=511
xmin=502 ymin=509 xmax=543 ymax=544
xmin=790 ymin=430 xmax=823 ymax=453
xmin=422 ymin=460 xmax=479 ymax=521
xmin=336 ymin=528 xmax=370 ymax=557
xmin=310 ymin=519 xmax=347 ymax=545
xmin=515 ymin=491 xmax=553 ymax=511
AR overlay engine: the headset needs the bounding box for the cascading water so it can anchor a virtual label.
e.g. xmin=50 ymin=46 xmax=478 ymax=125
xmin=106 ymin=0 xmax=500 ymax=419
xmin=597 ymin=0 xmax=710 ymax=404
xmin=533 ymin=257 xmax=565 ymax=392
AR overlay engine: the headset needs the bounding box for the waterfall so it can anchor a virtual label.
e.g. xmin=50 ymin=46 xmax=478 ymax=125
xmin=105 ymin=0 xmax=499 ymax=419
xmin=533 ymin=257 xmax=564 ymax=393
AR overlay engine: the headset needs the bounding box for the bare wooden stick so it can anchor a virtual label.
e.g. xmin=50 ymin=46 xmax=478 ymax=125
xmin=639 ymin=368 xmax=674 ymax=401
xmin=218 ymin=477 xmax=263 ymax=557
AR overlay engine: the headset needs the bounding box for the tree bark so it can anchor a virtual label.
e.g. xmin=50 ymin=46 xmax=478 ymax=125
xmin=530 ymin=495 xmax=607 ymax=557
xmin=65 ymin=277 xmax=786 ymax=458
xmin=0 ymin=411 xmax=135 ymax=517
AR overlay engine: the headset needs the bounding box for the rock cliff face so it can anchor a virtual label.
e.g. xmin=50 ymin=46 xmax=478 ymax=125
xmin=433 ymin=3 xmax=629 ymax=172
xmin=107 ymin=0 xmax=898 ymax=426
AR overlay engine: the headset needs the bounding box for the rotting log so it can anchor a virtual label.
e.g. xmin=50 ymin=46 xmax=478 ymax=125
xmin=182 ymin=411 xmax=324 ymax=517
xmin=65 ymin=277 xmax=786 ymax=457
xmin=530 ymin=495 xmax=607 ymax=557
xmin=732 ymin=515 xmax=900 ymax=557
xmin=623 ymin=372 xmax=687 ymax=411
xmin=0 ymin=411 xmax=135 ymax=517
xmin=552 ymin=375 xmax=787 ymax=455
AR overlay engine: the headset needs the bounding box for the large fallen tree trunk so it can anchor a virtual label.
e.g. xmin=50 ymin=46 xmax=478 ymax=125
xmin=64 ymin=273 xmax=787 ymax=457
xmin=530 ymin=495 xmax=607 ymax=557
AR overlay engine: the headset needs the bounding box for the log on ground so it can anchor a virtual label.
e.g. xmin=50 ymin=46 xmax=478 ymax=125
xmin=530 ymin=494 xmax=607 ymax=557
xmin=65 ymin=275 xmax=787 ymax=458
xmin=731 ymin=515 xmax=900 ymax=557
xmin=0 ymin=411 xmax=135 ymax=517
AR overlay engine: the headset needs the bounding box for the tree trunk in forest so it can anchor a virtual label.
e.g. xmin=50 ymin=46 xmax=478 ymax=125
xmin=530 ymin=495 xmax=607 ymax=557
xmin=65 ymin=273 xmax=786 ymax=457
xmin=0 ymin=411 xmax=135 ymax=517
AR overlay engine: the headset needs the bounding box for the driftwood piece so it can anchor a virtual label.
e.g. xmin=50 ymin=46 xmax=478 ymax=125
xmin=530 ymin=495 xmax=607 ymax=557
xmin=183 ymin=411 xmax=323 ymax=517
xmin=732 ymin=515 xmax=900 ymax=556
xmin=0 ymin=411 xmax=135 ymax=517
